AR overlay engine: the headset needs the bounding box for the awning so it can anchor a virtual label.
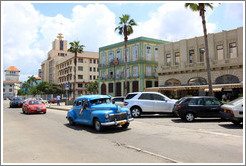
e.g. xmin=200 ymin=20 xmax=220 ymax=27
xmin=204 ymin=88 xmax=222 ymax=92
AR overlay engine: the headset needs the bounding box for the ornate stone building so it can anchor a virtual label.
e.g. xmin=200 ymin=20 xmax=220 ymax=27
xmin=146 ymin=27 xmax=243 ymax=100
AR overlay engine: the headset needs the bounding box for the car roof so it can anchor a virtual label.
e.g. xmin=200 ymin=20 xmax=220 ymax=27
xmin=76 ymin=95 xmax=111 ymax=101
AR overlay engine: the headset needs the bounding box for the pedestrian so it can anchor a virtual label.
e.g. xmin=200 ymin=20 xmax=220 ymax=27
xmin=57 ymin=94 xmax=61 ymax=106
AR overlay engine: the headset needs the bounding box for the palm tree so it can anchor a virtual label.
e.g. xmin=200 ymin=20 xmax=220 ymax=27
xmin=27 ymin=75 xmax=37 ymax=86
xmin=68 ymin=41 xmax=85 ymax=100
xmin=185 ymin=3 xmax=214 ymax=96
xmin=115 ymin=14 xmax=137 ymax=96
xmin=21 ymin=81 xmax=30 ymax=93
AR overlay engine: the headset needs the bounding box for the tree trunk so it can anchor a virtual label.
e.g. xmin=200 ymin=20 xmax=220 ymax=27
xmin=73 ymin=52 xmax=77 ymax=100
xmin=200 ymin=4 xmax=213 ymax=96
xmin=124 ymin=25 xmax=128 ymax=96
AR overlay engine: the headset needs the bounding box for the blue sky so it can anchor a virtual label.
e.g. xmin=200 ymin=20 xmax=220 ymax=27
xmin=2 ymin=1 xmax=244 ymax=82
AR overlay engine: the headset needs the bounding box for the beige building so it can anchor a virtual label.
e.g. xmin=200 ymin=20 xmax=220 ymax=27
xmin=41 ymin=33 xmax=99 ymax=97
xmin=147 ymin=27 xmax=243 ymax=100
xmin=3 ymin=66 xmax=21 ymax=99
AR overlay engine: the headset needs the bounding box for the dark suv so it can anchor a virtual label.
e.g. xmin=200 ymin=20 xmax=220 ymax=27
xmin=173 ymin=96 xmax=222 ymax=122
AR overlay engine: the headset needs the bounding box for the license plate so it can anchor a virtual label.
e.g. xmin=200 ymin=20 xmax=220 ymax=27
xmin=119 ymin=121 xmax=125 ymax=126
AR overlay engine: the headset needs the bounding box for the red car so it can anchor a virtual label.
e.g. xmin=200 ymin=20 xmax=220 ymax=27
xmin=22 ymin=99 xmax=46 ymax=114
xmin=48 ymin=98 xmax=57 ymax=103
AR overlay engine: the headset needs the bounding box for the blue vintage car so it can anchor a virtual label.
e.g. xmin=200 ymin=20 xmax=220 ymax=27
xmin=66 ymin=95 xmax=134 ymax=131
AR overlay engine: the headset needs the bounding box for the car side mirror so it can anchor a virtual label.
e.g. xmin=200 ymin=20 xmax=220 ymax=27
xmin=112 ymin=99 xmax=115 ymax=104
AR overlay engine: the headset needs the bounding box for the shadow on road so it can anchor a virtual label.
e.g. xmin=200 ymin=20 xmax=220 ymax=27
xmin=64 ymin=123 xmax=131 ymax=134
xmin=171 ymin=118 xmax=227 ymax=123
xmin=219 ymin=123 xmax=243 ymax=129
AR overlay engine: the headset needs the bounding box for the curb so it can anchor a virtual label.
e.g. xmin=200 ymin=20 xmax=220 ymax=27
xmin=47 ymin=106 xmax=71 ymax=111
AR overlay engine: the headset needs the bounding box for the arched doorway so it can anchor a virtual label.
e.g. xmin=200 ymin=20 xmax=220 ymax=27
xmin=215 ymin=75 xmax=239 ymax=84
xmin=101 ymin=83 xmax=106 ymax=95
xmin=188 ymin=77 xmax=207 ymax=85
xmin=165 ymin=79 xmax=181 ymax=86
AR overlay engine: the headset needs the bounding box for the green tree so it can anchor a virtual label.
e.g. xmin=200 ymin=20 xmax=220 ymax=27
xmin=115 ymin=14 xmax=137 ymax=96
xmin=68 ymin=41 xmax=85 ymax=100
xmin=27 ymin=75 xmax=37 ymax=86
xmin=86 ymin=80 xmax=98 ymax=94
xmin=185 ymin=3 xmax=214 ymax=96
xmin=21 ymin=81 xmax=30 ymax=93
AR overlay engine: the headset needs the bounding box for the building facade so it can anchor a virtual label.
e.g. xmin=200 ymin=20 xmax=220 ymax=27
xmin=41 ymin=33 xmax=99 ymax=98
xmin=98 ymin=37 xmax=169 ymax=96
xmin=149 ymin=27 xmax=243 ymax=99
xmin=3 ymin=66 xmax=21 ymax=99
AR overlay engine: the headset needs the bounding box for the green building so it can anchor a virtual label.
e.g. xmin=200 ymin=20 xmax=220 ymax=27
xmin=98 ymin=37 xmax=169 ymax=96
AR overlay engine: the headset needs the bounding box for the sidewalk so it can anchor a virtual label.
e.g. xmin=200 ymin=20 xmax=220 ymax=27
xmin=46 ymin=102 xmax=72 ymax=111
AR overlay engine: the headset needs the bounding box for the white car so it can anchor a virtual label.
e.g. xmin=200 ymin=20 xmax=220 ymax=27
xmin=220 ymin=97 xmax=243 ymax=125
xmin=112 ymin=97 xmax=125 ymax=107
xmin=123 ymin=92 xmax=178 ymax=118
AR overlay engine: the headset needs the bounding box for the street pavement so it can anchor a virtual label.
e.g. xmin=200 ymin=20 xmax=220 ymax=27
xmin=46 ymin=102 xmax=72 ymax=111
xmin=3 ymin=100 xmax=244 ymax=164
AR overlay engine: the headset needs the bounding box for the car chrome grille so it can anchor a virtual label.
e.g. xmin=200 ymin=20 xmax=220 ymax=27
xmin=109 ymin=112 xmax=127 ymax=122
xmin=36 ymin=107 xmax=42 ymax=109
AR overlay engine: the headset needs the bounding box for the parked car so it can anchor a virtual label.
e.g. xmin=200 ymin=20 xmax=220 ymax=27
xmin=9 ymin=97 xmax=24 ymax=108
xmin=48 ymin=98 xmax=57 ymax=103
xmin=66 ymin=95 xmax=134 ymax=132
xmin=173 ymin=96 xmax=222 ymax=122
xmin=112 ymin=97 xmax=125 ymax=107
xmin=22 ymin=99 xmax=46 ymax=114
xmin=123 ymin=92 xmax=178 ymax=118
xmin=220 ymin=97 xmax=243 ymax=125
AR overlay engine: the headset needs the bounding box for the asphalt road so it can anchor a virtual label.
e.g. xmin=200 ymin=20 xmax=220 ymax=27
xmin=2 ymin=100 xmax=244 ymax=164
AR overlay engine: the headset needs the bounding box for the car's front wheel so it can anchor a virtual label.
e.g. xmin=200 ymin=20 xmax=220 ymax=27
xmin=130 ymin=107 xmax=142 ymax=118
xmin=94 ymin=119 xmax=103 ymax=132
xmin=122 ymin=122 xmax=129 ymax=129
xmin=185 ymin=112 xmax=195 ymax=122
xmin=68 ymin=117 xmax=75 ymax=125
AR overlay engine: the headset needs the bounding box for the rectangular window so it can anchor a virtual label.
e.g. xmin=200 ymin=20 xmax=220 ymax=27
xmin=154 ymin=47 xmax=158 ymax=61
xmin=3 ymin=88 xmax=5 ymax=92
xmin=94 ymin=59 xmax=96 ymax=64
xmin=93 ymin=67 xmax=96 ymax=72
xmin=146 ymin=46 xmax=152 ymax=61
xmin=229 ymin=42 xmax=237 ymax=58
xmin=93 ymin=75 xmax=96 ymax=80
xmin=9 ymin=88 xmax=12 ymax=92
xmin=78 ymin=84 xmax=83 ymax=88
xmin=166 ymin=54 xmax=171 ymax=66
xmin=90 ymin=67 xmax=92 ymax=71
xmin=189 ymin=50 xmax=194 ymax=63
xmin=116 ymin=50 xmax=121 ymax=61
xmin=90 ymin=59 xmax=92 ymax=63
xmin=174 ymin=52 xmax=180 ymax=65
xmin=217 ymin=45 xmax=224 ymax=60
xmin=90 ymin=75 xmax=92 ymax=80
xmin=60 ymin=40 xmax=64 ymax=50
xmin=78 ymin=66 xmax=83 ymax=71
xmin=199 ymin=48 xmax=205 ymax=62
xmin=78 ymin=59 xmax=83 ymax=63
xmin=132 ymin=45 xmax=138 ymax=61
xmin=109 ymin=83 xmax=113 ymax=93
xmin=78 ymin=75 xmax=83 ymax=79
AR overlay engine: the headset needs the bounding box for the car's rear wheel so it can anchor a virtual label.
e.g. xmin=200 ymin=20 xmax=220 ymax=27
xmin=185 ymin=112 xmax=195 ymax=122
xmin=94 ymin=119 xmax=103 ymax=132
xmin=130 ymin=107 xmax=141 ymax=118
xmin=68 ymin=117 xmax=75 ymax=125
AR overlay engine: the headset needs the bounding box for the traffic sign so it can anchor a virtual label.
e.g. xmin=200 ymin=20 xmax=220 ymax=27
xmin=65 ymin=83 xmax=69 ymax=90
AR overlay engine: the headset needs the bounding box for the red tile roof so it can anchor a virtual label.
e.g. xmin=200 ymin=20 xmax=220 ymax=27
xmin=36 ymin=77 xmax=41 ymax=80
xmin=5 ymin=66 xmax=20 ymax=72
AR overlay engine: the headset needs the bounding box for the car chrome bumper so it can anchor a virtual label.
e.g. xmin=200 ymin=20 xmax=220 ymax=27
xmin=101 ymin=118 xmax=134 ymax=126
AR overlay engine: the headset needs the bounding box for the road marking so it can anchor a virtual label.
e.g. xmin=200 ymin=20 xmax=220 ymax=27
xmin=197 ymin=129 xmax=242 ymax=138
xmin=114 ymin=142 xmax=181 ymax=163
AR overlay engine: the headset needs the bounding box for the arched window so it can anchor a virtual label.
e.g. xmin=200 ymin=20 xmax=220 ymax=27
xmin=165 ymin=79 xmax=181 ymax=86
xmin=215 ymin=75 xmax=239 ymax=84
xmin=188 ymin=77 xmax=207 ymax=85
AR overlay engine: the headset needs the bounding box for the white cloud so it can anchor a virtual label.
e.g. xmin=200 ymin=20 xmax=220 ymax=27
xmin=131 ymin=3 xmax=217 ymax=42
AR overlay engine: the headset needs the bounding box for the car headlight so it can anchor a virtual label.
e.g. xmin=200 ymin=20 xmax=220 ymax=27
xmin=105 ymin=114 xmax=109 ymax=119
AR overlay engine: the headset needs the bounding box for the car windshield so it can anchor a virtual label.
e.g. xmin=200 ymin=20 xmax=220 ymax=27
xmin=226 ymin=97 xmax=243 ymax=106
xmin=29 ymin=100 xmax=42 ymax=105
xmin=90 ymin=98 xmax=111 ymax=105
xmin=13 ymin=97 xmax=22 ymax=101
